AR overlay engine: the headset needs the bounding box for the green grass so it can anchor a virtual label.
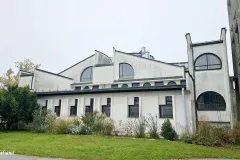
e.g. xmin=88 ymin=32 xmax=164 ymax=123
xmin=0 ymin=132 xmax=240 ymax=160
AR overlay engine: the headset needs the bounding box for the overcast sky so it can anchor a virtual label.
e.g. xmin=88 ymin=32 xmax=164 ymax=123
xmin=0 ymin=0 xmax=233 ymax=76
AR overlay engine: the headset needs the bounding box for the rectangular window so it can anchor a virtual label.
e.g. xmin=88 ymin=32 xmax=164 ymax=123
xmin=42 ymin=100 xmax=48 ymax=111
xmin=86 ymin=98 xmax=94 ymax=113
xmin=111 ymin=84 xmax=118 ymax=88
xmin=160 ymin=96 xmax=173 ymax=118
xmin=70 ymin=99 xmax=78 ymax=116
xmin=128 ymin=97 xmax=139 ymax=118
xmin=132 ymin=83 xmax=140 ymax=87
xmin=102 ymin=98 xmax=111 ymax=117
xmin=92 ymin=85 xmax=99 ymax=89
xmin=155 ymin=81 xmax=164 ymax=86
xmin=75 ymin=87 xmax=81 ymax=90
xmin=180 ymin=80 xmax=186 ymax=85
xmin=55 ymin=100 xmax=61 ymax=117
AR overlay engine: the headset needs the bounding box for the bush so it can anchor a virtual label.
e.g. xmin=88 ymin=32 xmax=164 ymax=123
xmin=28 ymin=109 xmax=51 ymax=133
xmin=125 ymin=117 xmax=146 ymax=138
xmin=104 ymin=118 xmax=114 ymax=135
xmin=232 ymin=121 xmax=240 ymax=145
xmin=161 ymin=119 xmax=178 ymax=141
xmin=55 ymin=119 xmax=73 ymax=134
xmin=146 ymin=114 xmax=160 ymax=139
xmin=47 ymin=113 xmax=57 ymax=134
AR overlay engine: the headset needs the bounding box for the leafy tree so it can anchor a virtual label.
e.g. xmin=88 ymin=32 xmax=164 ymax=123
xmin=0 ymin=59 xmax=40 ymax=87
xmin=0 ymin=85 xmax=39 ymax=130
xmin=160 ymin=119 xmax=178 ymax=141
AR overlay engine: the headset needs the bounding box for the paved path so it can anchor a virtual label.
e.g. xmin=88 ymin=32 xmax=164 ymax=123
xmin=0 ymin=155 xmax=68 ymax=160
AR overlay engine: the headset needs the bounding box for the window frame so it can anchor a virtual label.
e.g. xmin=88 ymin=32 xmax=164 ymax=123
xmin=155 ymin=81 xmax=164 ymax=86
xmin=85 ymin=98 xmax=94 ymax=113
xmin=197 ymin=91 xmax=226 ymax=111
xmin=119 ymin=63 xmax=134 ymax=80
xmin=167 ymin=81 xmax=176 ymax=86
xmin=102 ymin=98 xmax=111 ymax=117
xmin=80 ymin=66 xmax=93 ymax=82
xmin=159 ymin=96 xmax=173 ymax=119
xmin=194 ymin=53 xmax=222 ymax=71
xmin=54 ymin=100 xmax=61 ymax=117
xmin=128 ymin=97 xmax=139 ymax=118
xmin=132 ymin=83 xmax=140 ymax=87
xmin=70 ymin=99 xmax=78 ymax=117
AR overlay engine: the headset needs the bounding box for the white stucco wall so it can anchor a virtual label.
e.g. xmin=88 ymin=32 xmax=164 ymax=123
xmin=38 ymin=90 xmax=190 ymax=134
xmin=33 ymin=69 xmax=73 ymax=91
xmin=18 ymin=76 xmax=33 ymax=88
xmin=113 ymin=50 xmax=185 ymax=81
xmin=92 ymin=66 xmax=114 ymax=84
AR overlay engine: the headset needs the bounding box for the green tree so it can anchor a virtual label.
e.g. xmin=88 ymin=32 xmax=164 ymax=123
xmin=0 ymin=85 xmax=39 ymax=130
xmin=0 ymin=59 xmax=40 ymax=87
xmin=160 ymin=119 xmax=178 ymax=141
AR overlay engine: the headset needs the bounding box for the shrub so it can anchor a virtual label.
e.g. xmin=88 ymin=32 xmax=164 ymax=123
xmin=146 ymin=114 xmax=160 ymax=139
xmin=92 ymin=113 xmax=106 ymax=134
xmin=28 ymin=109 xmax=51 ymax=133
xmin=232 ymin=121 xmax=240 ymax=145
xmin=161 ymin=119 xmax=178 ymax=141
xmin=104 ymin=118 xmax=114 ymax=135
xmin=125 ymin=117 xmax=146 ymax=138
xmin=47 ymin=113 xmax=57 ymax=134
xmin=55 ymin=119 xmax=73 ymax=134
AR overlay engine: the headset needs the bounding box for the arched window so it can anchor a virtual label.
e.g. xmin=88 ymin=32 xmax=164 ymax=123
xmin=143 ymin=82 xmax=151 ymax=87
xmin=194 ymin=53 xmax=222 ymax=71
xmin=80 ymin=67 xmax=93 ymax=82
xmin=197 ymin=91 xmax=226 ymax=111
xmin=121 ymin=84 xmax=128 ymax=88
xmin=167 ymin=81 xmax=176 ymax=86
xmin=83 ymin=86 xmax=90 ymax=90
xmin=119 ymin=63 xmax=134 ymax=79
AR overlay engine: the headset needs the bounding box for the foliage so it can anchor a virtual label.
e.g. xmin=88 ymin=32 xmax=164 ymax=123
xmin=55 ymin=119 xmax=73 ymax=134
xmin=28 ymin=109 xmax=51 ymax=133
xmin=103 ymin=118 xmax=115 ymax=135
xmin=0 ymin=132 xmax=240 ymax=160
xmin=0 ymin=59 xmax=40 ymax=87
xmin=47 ymin=113 xmax=57 ymax=134
xmin=0 ymin=85 xmax=39 ymax=130
xmin=145 ymin=114 xmax=160 ymax=139
xmin=160 ymin=119 xmax=178 ymax=141
xmin=125 ymin=117 xmax=146 ymax=138
xmin=181 ymin=121 xmax=240 ymax=146
xmin=66 ymin=124 xmax=91 ymax=135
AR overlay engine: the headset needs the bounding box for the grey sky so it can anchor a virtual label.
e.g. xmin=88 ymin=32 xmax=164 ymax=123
xmin=0 ymin=0 xmax=233 ymax=76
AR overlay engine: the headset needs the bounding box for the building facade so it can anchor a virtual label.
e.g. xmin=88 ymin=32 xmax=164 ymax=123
xmin=19 ymin=29 xmax=232 ymax=134
xmin=227 ymin=0 xmax=240 ymax=121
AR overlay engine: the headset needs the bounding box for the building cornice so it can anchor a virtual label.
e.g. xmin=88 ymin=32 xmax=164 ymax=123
xmin=191 ymin=40 xmax=223 ymax=47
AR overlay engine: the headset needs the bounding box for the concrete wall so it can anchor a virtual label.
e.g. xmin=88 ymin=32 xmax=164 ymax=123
xmin=38 ymin=90 xmax=190 ymax=134
xmin=19 ymin=76 xmax=33 ymax=88
xmin=92 ymin=65 xmax=114 ymax=84
xmin=33 ymin=69 xmax=73 ymax=91
xmin=113 ymin=49 xmax=185 ymax=81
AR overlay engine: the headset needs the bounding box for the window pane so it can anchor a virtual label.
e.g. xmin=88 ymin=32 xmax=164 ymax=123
xmin=134 ymin=97 xmax=139 ymax=105
xmin=166 ymin=96 xmax=172 ymax=105
xmin=160 ymin=105 xmax=173 ymax=118
xmin=111 ymin=84 xmax=118 ymax=88
xmin=207 ymin=54 xmax=221 ymax=65
xmin=121 ymin=84 xmax=128 ymax=88
xmin=143 ymin=82 xmax=151 ymax=87
xmin=92 ymin=85 xmax=99 ymax=89
xmin=180 ymin=80 xmax=186 ymax=85
xmin=84 ymin=86 xmax=90 ymax=90
xmin=81 ymin=67 xmax=92 ymax=82
xmin=155 ymin=81 xmax=163 ymax=86
xmin=208 ymin=64 xmax=221 ymax=69
xmin=195 ymin=66 xmax=208 ymax=70
xmin=195 ymin=55 xmax=207 ymax=66
xmin=129 ymin=105 xmax=139 ymax=117
xmin=132 ymin=83 xmax=140 ymax=87
xmin=102 ymin=106 xmax=110 ymax=117
xmin=120 ymin=63 xmax=134 ymax=79
xmin=168 ymin=81 xmax=176 ymax=86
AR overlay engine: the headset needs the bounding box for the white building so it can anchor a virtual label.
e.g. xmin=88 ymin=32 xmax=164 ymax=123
xmin=19 ymin=28 xmax=232 ymax=134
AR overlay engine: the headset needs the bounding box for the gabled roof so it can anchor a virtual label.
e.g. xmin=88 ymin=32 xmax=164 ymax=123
xmin=114 ymin=48 xmax=184 ymax=68
xmin=58 ymin=54 xmax=95 ymax=74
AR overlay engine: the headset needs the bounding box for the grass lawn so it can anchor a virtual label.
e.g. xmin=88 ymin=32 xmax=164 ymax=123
xmin=0 ymin=132 xmax=240 ymax=160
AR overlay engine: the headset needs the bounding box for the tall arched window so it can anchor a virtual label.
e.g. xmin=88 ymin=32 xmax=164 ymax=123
xmin=119 ymin=63 xmax=134 ymax=79
xmin=80 ymin=67 xmax=93 ymax=82
xmin=143 ymin=82 xmax=151 ymax=87
xmin=167 ymin=81 xmax=176 ymax=86
xmin=197 ymin=91 xmax=226 ymax=111
xmin=194 ymin=53 xmax=222 ymax=71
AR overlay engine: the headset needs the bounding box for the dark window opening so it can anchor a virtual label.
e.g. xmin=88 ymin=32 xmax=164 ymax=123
xmin=86 ymin=98 xmax=94 ymax=113
xmin=55 ymin=100 xmax=61 ymax=117
xmin=155 ymin=81 xmax=164 ymax=86
xmin=159 ymin=96 xmax=173 ymax=118
xmin=197 ymin=91 xmax=226 ymax=111
xmin=111 ymin=84 xmax=118 ymax=88
xmin=75 ymin=87 xmax=81 ymax=90
xmin=167 ymin=81 xmax=176 ymax=86
xmin=92 ymin=85 xmax=99 ymax=89
xmin=180 ymin=80 xmax=186 ymax=85
xmin=119 ymin=63 xmax=134 ymax=79
xmin=70 ymin=99 xmax=78 ymax=116
xmin=132 ymin=83 xmax=140 ymax=87
xmin=84 ymin=86 xmax=90 ymax=90
xmin=81 ymin=67 xmax=93 ymax=82
xmin=194 ymin=53 xmax=222 ymax=71
xmin=121 ymin=84 xmax=128 ymax=88
xmin=128 ymin=97 xmax=139 ymax=118
xmin=143 ymin=82 xmax=151 ymax=87
xmin=102 ymin=98 xmax=111 ymax=117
